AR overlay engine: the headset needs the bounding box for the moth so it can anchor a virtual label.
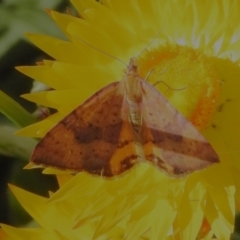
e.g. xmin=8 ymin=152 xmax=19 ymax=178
xmin=31 ymin=58 xmax=219 ymax=177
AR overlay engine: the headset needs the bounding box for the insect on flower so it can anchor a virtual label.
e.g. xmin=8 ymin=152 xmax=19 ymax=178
xmin=31 ymin=55 xmax=219 ymax=177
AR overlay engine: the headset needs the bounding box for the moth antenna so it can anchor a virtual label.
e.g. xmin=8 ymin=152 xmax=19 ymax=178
xmin=153 ymin=80 xmax=189 ymax=91
xmin=144 ymin=68 xmax=168 ymax=81
xmin=144 ymin=69 xmax=153 ymax=81
xmin=152 ymin=68 xmax=168 ymax=76
xmin=73 ymin=35 xmax=127 ymax=66
xmin=145 ymin=68 xmax=188 ymax=91
xmin=136 ymin=22 xmax=166 ymax=58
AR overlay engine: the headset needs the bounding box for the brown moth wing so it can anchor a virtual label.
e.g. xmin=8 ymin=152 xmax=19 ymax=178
xmin=31 ymin=82 xmax=133 ymax=176
xmin=140 ymin=79 xmax=219 ymax=176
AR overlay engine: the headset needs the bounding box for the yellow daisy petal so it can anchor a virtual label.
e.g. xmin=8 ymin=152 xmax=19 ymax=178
xmin=25 ymin=34 xmax=81 ymax=62
xmin=22 ymin=90 xmax=82 ymax=111
xmin=16 ymin=65 xmax=72 ymax=90
xmin=178 ymin=194 xmax=203 ymax=237
xmin=16 ymin=113 xmax=64 ymax=137
xmin=1 ymin=224 xmax=67 ymax=240
xmin=8 ymin=185 xmax=50 ymax=228
xmin=51 ymin=62 xmax=116 ymax=88
xmin=56 ymin=174 xmax=73 ymax=187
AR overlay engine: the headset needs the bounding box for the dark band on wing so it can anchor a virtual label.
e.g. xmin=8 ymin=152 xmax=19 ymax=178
xmin=72 ymin=122 xmax=123 ymax=144
xmin=82 ymin=156 xmax=112 ymax=176
xmin=145 ymin=128 xmax=219 ymax=163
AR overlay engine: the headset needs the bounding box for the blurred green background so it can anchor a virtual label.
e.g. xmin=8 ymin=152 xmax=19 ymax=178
xmin=0 ymin=0 xmax=72 ymax=226
xmin=0 ymin=1 xmax=240 ymax=239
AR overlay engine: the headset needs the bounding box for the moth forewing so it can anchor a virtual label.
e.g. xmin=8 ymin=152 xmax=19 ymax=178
xmin=31 ymin=58 xmax=220 ymax=177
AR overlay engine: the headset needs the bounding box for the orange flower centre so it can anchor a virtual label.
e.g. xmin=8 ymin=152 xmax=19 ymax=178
xmin=138 ymin=45 xmax=220 ymax=131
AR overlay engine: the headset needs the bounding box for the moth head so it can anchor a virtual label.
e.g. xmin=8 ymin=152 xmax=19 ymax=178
xmin=127 ymin=58 xmax=138 ymax=74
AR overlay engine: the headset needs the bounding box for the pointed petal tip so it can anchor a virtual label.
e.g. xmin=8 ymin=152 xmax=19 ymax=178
xmin=23 ymin=162 xmax=42 ymax=170
xmin=45 ymin=8 xmax=52 ymax=16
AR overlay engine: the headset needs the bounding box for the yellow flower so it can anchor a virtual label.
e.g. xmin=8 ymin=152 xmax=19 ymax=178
xmin=1 ymin=0 xmax=240 ymax=239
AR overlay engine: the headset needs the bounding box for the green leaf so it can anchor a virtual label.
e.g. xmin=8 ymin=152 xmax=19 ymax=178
xmin=0 ymin=0 xmax=66 ymax=67
xmin=232 ymin=232 xmax=240 ymax=240
xmin=0 ymin=90 xmax=36 ymax=128
xmin=0 ymin=125 xmax=37 ymax=161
